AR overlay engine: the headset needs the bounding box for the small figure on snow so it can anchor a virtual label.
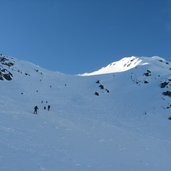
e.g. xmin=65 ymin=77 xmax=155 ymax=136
xmin=34 ymin=106 xmax=39 ymax=114
xmin=48 ymin=105 xmax=51 ymax=111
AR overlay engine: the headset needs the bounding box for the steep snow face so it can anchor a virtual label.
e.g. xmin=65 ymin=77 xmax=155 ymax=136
xmin=1 ymin=55 xmax=171 ymax=171
xmin=81 ymin=56 xmax=167 ymax=76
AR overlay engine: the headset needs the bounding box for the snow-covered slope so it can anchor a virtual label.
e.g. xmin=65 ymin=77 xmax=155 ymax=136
xmin=1 ymin=54 xmax=171 ymax=171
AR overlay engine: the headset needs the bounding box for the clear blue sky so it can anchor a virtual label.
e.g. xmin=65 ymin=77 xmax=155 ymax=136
xmin=0 ymin=0 xmax=171 ymax=74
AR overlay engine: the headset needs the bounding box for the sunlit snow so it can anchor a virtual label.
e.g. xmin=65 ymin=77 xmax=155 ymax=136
xmin=0 ymin=55 xmax=171 ymax=171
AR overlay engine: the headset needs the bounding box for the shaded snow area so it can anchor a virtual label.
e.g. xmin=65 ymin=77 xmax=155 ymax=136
xmin=1 ymin=55 xmax=171 ymax=171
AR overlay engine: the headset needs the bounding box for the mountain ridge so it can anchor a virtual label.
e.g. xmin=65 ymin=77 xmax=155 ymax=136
xmin=81 ymin=56 xmax=170 ymax=76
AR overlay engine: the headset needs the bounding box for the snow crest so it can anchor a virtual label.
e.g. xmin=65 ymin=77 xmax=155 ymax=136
xmin=81 ymin=56 xmax=166 ymax=76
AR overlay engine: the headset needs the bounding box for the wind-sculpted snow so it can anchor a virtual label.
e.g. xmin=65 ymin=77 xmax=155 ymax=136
xmin=81 ymin=56 xmax=168 ymax=76
xmin=0 ymin=55 xmax=171 ymax=171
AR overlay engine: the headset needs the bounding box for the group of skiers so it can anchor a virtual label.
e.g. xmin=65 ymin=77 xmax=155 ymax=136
xmin=33 ymin=100 xmax=51 ymax=114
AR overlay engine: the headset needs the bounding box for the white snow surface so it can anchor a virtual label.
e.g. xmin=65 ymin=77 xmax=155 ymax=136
xmin=1 ymin=55 xmax=171 ymax=171
xmin=81 ymin=56 xmax=165 ymax=76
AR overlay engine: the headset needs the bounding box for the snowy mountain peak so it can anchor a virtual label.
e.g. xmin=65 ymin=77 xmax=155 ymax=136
xmin=81 ymin=56 xmax=168 ymax=76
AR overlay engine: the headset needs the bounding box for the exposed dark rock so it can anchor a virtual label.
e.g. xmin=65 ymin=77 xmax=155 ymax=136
xmin=95 ymin=92 xmax=99 ymax=96
xmin=144 ymin=70 xmax=151 ymax=77
xmin=25 ymin=73 xmax=30 ymax=76
xmin=162 ymin=91 xmax=171 ymax=97
xmin=106 ymin=89 xmax=109 ymax=93
xmin=3 ymin=73 xmax=12 ymax=80
xmin=159 ymin=59 xmax=164 ymax=63
xmin=0 ymin=57 xmax=14 ymax=67
xmin=160 ymin=82 xmax=169 ymax=88
xmin=99 ymin=84 xmax=104 ymax=89
xmin=0 ymin=68 xmax=13 ymax=81
xmin=3 ymin=62 xmax=14 ymax=67
xmin=0 ymin=76 xmax=3 ymax=80
xmin=127 ymin=63 xmax=131 ymax=67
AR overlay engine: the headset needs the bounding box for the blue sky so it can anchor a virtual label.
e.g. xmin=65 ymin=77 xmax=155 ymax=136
xmin=0 ymin=0 xmax=171 ymax=74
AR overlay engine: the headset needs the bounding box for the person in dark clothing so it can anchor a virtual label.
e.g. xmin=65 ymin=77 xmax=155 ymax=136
xmin=48 ymin=105 xmax=51 ymax=111
xmin=44 ymin=106 xmax=46 ymax=110
xmin=34 ymin=106 xmax=38 ymax=114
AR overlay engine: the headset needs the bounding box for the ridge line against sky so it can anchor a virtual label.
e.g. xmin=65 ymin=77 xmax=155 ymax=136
xmin=0 ymin=0 xmax=171 ymax=74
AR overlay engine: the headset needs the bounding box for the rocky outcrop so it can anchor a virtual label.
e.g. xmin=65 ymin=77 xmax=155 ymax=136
xmin=0 ymin=69 xmax=13 ymax=80
xmin=0 ymin=56 xmax=14 ymax=81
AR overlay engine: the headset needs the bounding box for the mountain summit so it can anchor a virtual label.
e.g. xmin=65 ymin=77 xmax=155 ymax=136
xmin=81 ymin=56 xmax=169 ymax=75
xmin=1 ymin=54 xmax=171 ymax=171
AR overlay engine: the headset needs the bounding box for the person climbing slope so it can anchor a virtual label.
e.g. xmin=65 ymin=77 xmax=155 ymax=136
xmin=48 ymin=105 xmax=51 ymax=111
xmin=33 ymin=105 xmax=38 ymax=114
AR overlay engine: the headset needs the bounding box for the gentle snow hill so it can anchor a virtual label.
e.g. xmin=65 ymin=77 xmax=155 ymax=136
xmin=1 ymin=54 xmax=171 ymax=171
